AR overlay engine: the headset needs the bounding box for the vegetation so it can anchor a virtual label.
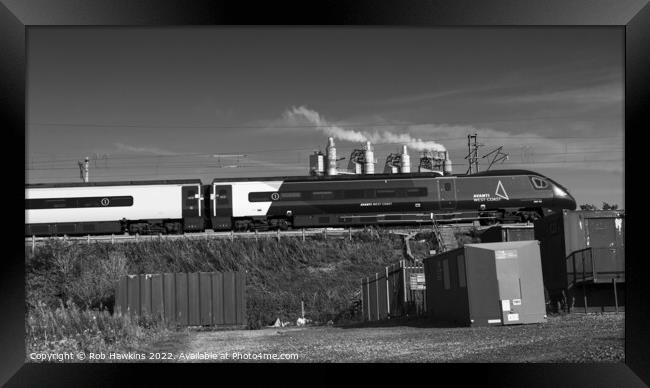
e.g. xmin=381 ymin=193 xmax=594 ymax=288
xmin=579 ymin=202 xmax=620 ymax=211
xmin=27 ymin=230 xmax=440 ymax=333
xmin=27 ymin=301 xmax=173 ymax=361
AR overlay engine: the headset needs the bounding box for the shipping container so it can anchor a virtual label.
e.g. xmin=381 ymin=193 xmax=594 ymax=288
xmin=115 ymin=271 xmax=246 ymax=327
xmin=480 ymin=224 xmax=535 ymax=243
xmin=424 ymin=241 xmax=546 ymax=326
xmin=534 ymin=210 xmax=624 ymax=312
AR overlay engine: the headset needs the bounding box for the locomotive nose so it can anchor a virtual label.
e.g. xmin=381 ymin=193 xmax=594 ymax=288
xmin=552 ymin=184 xmax=577 ymax=210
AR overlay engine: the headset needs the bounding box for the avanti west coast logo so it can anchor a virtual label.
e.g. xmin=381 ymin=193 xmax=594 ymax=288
xmin=473 ymin=180 xmax=509 ymax=202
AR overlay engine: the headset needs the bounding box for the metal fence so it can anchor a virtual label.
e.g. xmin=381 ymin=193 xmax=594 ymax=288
xmin=115 ymin=271 xmax=246 ymax=327
xmin=361 ymin=260 xmax=425 ymax=322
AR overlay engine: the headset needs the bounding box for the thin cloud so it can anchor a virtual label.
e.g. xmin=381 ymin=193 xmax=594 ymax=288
xmin=114 ymin=143 xmax=178 ymax=155
xmin=490 ymin=82 xmax=622 ymax=106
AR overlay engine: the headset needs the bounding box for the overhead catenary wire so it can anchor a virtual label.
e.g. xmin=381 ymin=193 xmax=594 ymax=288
xmin=25 ymin=158 xmax=625 ymax=182
xmin=27 ymin=112 xmax=622 ymax=130
xmin=25 ymin=146 xmax=624 ymax=167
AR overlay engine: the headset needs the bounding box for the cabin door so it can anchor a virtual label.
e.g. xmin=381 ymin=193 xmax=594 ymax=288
xmin=182 ymin=184 xmax=202 ymax=218
xmin=211 ymin=185 xmax=233 ymax=230
xmin=438 ymin=178 xmax=456 ymax=210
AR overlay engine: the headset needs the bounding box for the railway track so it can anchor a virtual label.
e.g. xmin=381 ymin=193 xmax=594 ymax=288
xmin=24 ymin=223 xmax=480 ymax=245
xmin=25 ymin=223 xmax=530 ymax=251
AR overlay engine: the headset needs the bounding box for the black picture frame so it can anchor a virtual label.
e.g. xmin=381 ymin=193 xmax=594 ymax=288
xmin=1 ymin=0 xmax=647 ymax=386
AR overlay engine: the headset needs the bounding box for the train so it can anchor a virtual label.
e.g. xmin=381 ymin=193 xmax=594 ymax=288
xmin=25 ymin=169 xmax=577 ymax=236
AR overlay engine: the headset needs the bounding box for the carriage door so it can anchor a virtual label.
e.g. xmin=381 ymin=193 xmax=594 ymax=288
xmin=181 ymin=184 xmax=203 ymax=231
xmin=438 ymin=178 xmax=456 ymax=210
xmin=211 ymin=185 xmax=232 ymax=230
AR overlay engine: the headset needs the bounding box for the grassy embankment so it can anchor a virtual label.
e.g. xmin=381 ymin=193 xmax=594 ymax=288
xmin=26 ymin=229 xmax=448 ymax=357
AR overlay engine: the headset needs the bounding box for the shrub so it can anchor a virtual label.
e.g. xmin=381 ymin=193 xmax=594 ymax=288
xmin=26 ymin=301 xmax=171 ymax=360
xmin=27 ymin=232 xmax=448 ymax=329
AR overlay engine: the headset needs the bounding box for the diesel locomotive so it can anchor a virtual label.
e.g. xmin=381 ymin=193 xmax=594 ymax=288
xmin=25 ymin=169 xmax=576 ymax=236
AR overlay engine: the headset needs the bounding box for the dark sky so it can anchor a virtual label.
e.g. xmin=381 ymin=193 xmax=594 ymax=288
xmin=26 ymin=27 xmax=624 ymax=207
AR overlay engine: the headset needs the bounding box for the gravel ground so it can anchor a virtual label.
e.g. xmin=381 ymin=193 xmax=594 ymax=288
xmin=155 ymin=313 xmax=624 ymax=363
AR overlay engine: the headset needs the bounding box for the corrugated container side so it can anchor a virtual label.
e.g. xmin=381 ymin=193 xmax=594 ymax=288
xmin=211 ymin=272 xmax=224 ymax=325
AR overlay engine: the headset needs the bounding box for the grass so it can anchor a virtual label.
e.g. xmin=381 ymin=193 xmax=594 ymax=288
xmin=26 ymin=229 xmax=441 ymax=331
xmin=26 ymin=301 xmax=175 ymax=361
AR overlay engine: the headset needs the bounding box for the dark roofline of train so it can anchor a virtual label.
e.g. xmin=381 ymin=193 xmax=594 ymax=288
xmin=210 ymin=169 xmax=541 ymax=183
xmin=25 ymin=179 xmax=202 ymax=188
xmin=25 ymin=169 xmax=542 ymax=187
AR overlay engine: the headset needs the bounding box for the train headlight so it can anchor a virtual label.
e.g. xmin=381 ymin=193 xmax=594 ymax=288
xmin=553 ymin=186 xmax=568 ymax=197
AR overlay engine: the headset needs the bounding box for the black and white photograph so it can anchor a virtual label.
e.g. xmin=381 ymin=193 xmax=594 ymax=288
xmin=21 ymin=25 xmax=629 ymax=365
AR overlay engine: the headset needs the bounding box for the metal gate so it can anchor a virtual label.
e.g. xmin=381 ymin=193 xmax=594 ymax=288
xmin=361 ymin=260 xmax=425 ymax=321
xmin=115 ymin=271 xmax=246 ymax=327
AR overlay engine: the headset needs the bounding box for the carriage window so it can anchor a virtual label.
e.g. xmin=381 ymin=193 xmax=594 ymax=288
xmin=312 ymin=191 xmax=334 ymax=200
xmin=26 ymin=196 xmax=133 ymax=209
xmin=45 ymin=199 xmax=68 ymax=208
xmin=376 ymin=189 xmax=397 ymax=198
xmin=280 ymin=192 xmax=302 ymax=200
xmin=406 ymin=188 xmax=427 ymax=197
xmin=185 ymin=188 xmax=197 ymax=206
xmin=443 ymin=183 xmax=452 ymax=191
xmin=343 ymin=190 xmax=365 ymax=199
xmin=217 ymin=190 xmax=229 ymax=205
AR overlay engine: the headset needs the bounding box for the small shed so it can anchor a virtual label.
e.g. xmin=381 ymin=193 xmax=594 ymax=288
xmin=424 ymin=241 xmax=546 ymax=326
xmin=480 ymin=224 xmax=535 ymax=243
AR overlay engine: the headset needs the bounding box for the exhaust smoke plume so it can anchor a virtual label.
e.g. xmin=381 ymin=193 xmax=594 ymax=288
xmin=284 ymin=106 xmax=446 ymax=152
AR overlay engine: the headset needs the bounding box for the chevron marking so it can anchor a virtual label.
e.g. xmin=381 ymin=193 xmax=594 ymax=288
xmin=495 ymin=180 xmax=509 ymax=200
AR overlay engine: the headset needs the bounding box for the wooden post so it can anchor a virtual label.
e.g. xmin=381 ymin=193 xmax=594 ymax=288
xmin=31 ymin=235 xmax=35 ymax=255
xmin=366 ymin=278 xmax=371 ymax=321
xmin=583 ymin=285 xmax=588 ymax=314
xmin=87 ymin=235 xmax=90 ymax=245
xmin=402 ymin=260 xmax=407 ymax=304
xmin=135 ymin=233 xmax=139 ymax=242
xmin=277 ymin=228 xmax=280 ymax=242
xmin=111 ymin=234 xmax=115 ymax=244
xmin=255 ymin=229 xmax=258 ymax=242
xmin=375 ymin=273 xmax=380 ymax=321
xmin=360 ymin=280 xmax=364 ymax=322
xmin=301 ymin=301 xmax=305 ymax=319
xmin=349 ymin=227 xmax=352 ymax=241
xmin=302 ymin=228 xmax=305 ymax=242
xmin=613 ymin=278 xmax=619 ymax=313
xmin=385 ymin=266 xmax=390 ymax=318
xmin=230 ymin=230 xmax=234 ymax=241
xmin=324 ymin=229 xmax=328 ymax=239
